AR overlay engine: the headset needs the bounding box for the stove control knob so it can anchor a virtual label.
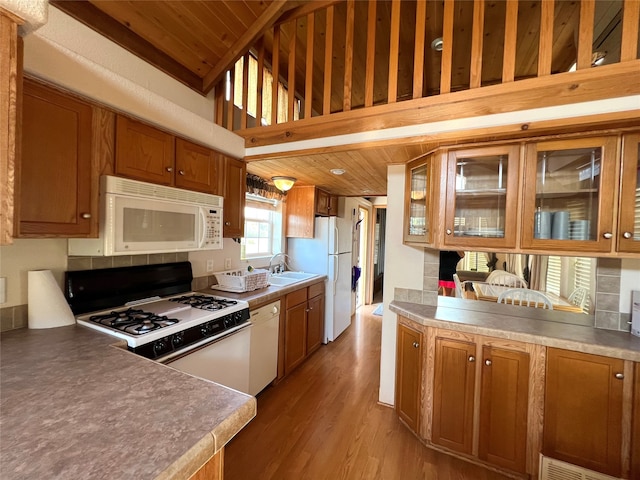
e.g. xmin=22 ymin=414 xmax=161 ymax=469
xmin=172 ymin=332 xmax=184 ymax=348
xmin=200 ymin=323 xmax=211 ymax=336
xmin=153 ymin=339 xmax=167 ymax=356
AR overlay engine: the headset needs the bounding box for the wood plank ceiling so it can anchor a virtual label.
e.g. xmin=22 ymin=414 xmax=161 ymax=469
xmin=50 ymin=1 xmax=628 ymax=197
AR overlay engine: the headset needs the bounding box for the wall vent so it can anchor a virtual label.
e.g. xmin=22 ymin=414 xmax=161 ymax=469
xmin=539 ymin=455 xmax=620 ymax=480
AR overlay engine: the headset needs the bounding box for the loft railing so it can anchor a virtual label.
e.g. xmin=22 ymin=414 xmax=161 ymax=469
xmin=214 ymin=0 xmax=640 ymax=134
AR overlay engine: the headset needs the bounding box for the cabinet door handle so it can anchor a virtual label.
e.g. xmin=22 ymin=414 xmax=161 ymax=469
xmin=484 ymin=359 xmax=492 ymax=366
xmin=602 ymin=232 xmax=613 ymax=239
xmin=446 ymin=229 xmax=452 ymax=235
xmin=412 ymin=342 xmax=419 ymax=348
xmin=80 ymin=213 xmax=91 ymax=219
xmin=623 ymin=231 xmax=632 ymax=239
xmin=166 ymin=167 xmax=173 ymax=173
xmin=615 ymin=373 xmax=624 ymax=380
xmin=468 ymin=355 xmax=475 ymax=362
xmin=178 ymin=170 xmax=185 ymax=176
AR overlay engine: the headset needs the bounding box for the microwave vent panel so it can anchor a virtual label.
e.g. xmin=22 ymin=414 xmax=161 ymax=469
xmin=103 ymin=175 xmax=223 ymax=208
xmin=538 ymin=455 xmax=619 ymax=480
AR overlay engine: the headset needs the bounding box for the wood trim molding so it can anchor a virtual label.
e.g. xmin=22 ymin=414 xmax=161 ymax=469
xmin=0 ymin=13 xmax=19 ymax=245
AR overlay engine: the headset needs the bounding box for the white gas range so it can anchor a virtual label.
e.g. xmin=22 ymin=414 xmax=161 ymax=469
xmin=75 ymin=293 xmax=250 ymax=361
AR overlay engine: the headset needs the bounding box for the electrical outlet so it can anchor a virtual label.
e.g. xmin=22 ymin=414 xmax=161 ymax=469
xmin=225 ymin=258 xmax=232 ymax=269
xmin=206 ymin=260 xmax=214 ymax=272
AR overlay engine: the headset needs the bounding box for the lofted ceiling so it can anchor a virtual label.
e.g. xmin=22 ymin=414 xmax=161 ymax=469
xmin=50 ymin=0 xmax=628 ymax=197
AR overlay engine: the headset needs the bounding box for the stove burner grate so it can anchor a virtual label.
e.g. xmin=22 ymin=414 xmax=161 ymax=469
xmin=169 ymin=294 xmax=238 ymax=311
xmin=89 ymin=308 xmax=178 ymax=335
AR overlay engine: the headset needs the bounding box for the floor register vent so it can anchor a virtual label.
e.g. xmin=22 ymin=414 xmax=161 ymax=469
xmin=539 ymin=456 xmax=620 ymax=480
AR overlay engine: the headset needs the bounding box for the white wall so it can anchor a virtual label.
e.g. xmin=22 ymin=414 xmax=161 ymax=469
xmin=378 ymin=165 xmax=424 ymax=406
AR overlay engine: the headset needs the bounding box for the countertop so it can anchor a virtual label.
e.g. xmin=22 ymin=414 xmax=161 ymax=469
xmin=0 ymin=274 xmax=326 ymax=480
xmin=202 ymin=274 xmax=327 ymax=308
xmin=0 ymin=325 xmax=256 ymax=480
xmin=390 ymin=298 xmax=640 ymax=361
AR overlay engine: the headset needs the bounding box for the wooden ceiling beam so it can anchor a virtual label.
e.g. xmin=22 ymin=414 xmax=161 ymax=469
xmin=50 ymin=1 xmax=204 ymax=94
xmin=201 ymin=0 xmax=290 ymax=94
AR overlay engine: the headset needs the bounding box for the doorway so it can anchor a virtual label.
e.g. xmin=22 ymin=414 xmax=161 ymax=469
xmin=355 ymin=206 xmax=369 ymax=309
xmin=371 ymin=206 xmax=386 ymax=304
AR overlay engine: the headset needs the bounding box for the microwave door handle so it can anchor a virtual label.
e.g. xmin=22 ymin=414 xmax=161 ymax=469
xmin=198 ymin=208 xmax=207 ymax=248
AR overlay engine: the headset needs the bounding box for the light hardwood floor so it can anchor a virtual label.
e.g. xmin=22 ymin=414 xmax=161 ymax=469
xmin=225 ymin=304 xmax=512 ymax=480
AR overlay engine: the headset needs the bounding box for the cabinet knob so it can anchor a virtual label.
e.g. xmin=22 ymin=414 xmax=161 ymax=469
xmin=615 ymin=373 xmax=624 ymax=380
xmin=484 ymin=359 xmax=492 ymax=366
xmin=225 ymin=221 xmax=231 ymax=226
xmin=623 ymin=231 xmax=632 ymax=239
xmin=468 ymin=355 xmax=475 ymax=362
xmin=446 ymin=229 xmax=452 ymax=235
xmin=602 ymin=232 xmax=613 ymax=239
xmin=412 ymin=342 xmax=419 ymax=348
xmin=80 ymin=213 xmax=91 ymax=219
xmin=178 ymin=170 xmax=185 ymax=176
xmin=305 ymin=308 xmax=310 ymax=312
xmin=166 ymin=167 xmax=173 ymax=173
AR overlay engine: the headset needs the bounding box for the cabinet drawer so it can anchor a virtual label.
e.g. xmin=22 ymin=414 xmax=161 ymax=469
xmin=308 ymin=281 xmax=324 ymax=299
xmin=285 ymin=288 xmax=307 ymax=309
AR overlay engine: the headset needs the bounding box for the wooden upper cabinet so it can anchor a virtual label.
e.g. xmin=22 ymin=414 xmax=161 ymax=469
xmin=115 ymin=115 xmax=174 ymax=185
xmin=543 ymin=348 xmax=626 ymax=477
xmin=286 ymin=186 xmax=336 ymax=238
xmin=18 ymin=80 xmax=97 ymax=237
xmin=521 ymin=136 xmax=618 ymax=253
xmin=404 ymin=152 xmax=442 ymax=246
xmin=442 ymin=145 xmax=520 ymax=250
xmin=395 ymin=322 xmax=423 ymax=434
xmin=222 ymin=155 xmax=245 ymax=238
xmin=618 ymin=133 xmax=640 ymax=253
xmin=286 ymin=186 xmax=316 ymax=238
xmin=175 ymin=138 xmax=221 ymax=194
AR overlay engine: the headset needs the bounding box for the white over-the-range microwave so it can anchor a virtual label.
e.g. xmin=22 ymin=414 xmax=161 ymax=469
xmin=68 ymin=175 xmax=223 ymax=256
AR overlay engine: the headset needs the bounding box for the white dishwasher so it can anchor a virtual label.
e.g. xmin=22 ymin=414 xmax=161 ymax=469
xmin=249 ymin=300 xmax=280 ymax=396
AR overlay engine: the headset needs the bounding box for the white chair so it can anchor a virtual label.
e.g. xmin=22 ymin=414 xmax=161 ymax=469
xmin=568 ymin=287 xmax=589 ymax=310
xmin=486 ymin=270 xmax=528 ymax=288
xmin=497 ymin=288 xmax=553 ymax=310
xmin=453 ymin=273 xmax=463 ymax=298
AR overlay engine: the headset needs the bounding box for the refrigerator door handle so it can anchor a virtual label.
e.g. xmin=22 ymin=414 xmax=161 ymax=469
xmin=333 ymin=255 xmax=338 ymax=296
xmin=333 ymin=225 xmax=339 ymax=255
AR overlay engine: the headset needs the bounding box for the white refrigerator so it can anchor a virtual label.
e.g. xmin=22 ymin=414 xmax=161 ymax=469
xmin=288 ymin=216 xmax=353 ymax=343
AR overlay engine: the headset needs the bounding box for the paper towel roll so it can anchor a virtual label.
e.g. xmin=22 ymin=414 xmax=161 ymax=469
xmin=28 ymin=270 xmax=75 ymax=329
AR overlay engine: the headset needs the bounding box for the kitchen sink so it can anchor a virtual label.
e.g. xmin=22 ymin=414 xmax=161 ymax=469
xmin=268 ymin=271 xmax=320 ymax=286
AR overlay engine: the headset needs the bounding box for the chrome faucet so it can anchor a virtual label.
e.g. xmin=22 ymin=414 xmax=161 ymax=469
xmin=268 ymin=252 xmax=292 ymax=274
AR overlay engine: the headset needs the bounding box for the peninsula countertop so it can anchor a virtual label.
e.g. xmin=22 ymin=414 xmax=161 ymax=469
xmin=0 ymin=325 xmax=256 ymax=480
xmin=390 ymin=298 xmax=640 ymax=361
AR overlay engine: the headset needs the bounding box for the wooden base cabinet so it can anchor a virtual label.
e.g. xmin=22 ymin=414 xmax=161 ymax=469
xmin=543 ymin=348 xmax=626 ymax=478
xmin=478 ymin=346 xmax=530 ymax=473
xmin=397 ymin=322 xmax=538 ymax=477
xmin=283 ymin=282 xmax=324 ymax=376
xmin=189 ymin=448 xmax=223 ymax=480
xmin=395 ymin=323 xmax=423 ymax=433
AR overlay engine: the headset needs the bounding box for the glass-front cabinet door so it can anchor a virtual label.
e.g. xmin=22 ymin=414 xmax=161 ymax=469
xmin=404 ymin=153 xmax=437 ymax=245
xmin=442 ymin=145 xmax=520 ymax=249
xmin=521 ymin=136 xmax=617 ymax=253
xmin=618 ymin=133 xmax=640 ymax=253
